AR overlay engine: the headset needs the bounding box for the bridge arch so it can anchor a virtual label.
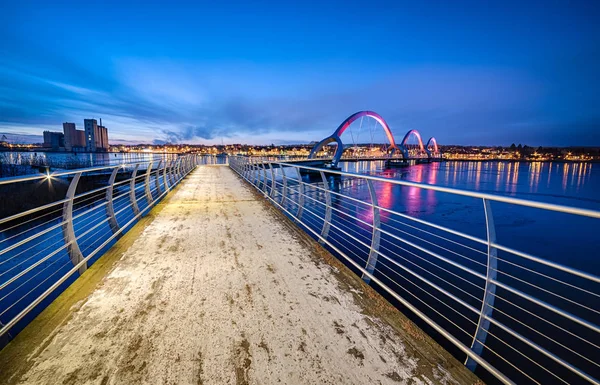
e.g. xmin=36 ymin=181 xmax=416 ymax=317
xmin=399 ymin=129 xmax=425 ymax=159
xmin=309 ymin=111 xmax=399 ymax=168
xmin=425 ymin=137 xmax=439 ymax=158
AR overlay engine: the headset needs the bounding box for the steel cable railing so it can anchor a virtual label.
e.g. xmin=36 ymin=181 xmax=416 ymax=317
xmin=0 ymin=154 xmax=213 ymax=344
xmin=229 ymin=155 xmax=600 ymax=385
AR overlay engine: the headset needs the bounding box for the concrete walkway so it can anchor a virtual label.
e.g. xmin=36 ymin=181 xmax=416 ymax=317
xmin=0 ymin=166 xmax=479 ymax=385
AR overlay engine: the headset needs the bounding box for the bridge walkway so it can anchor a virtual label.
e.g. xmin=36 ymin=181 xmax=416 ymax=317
xmin=0 ymin=166 xmax=479 ymax=385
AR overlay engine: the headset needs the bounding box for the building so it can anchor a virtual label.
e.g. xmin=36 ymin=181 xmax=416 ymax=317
xmin=97 ymin=124 xmax=109 ymax=149
xmin=84 ymin=118 xmax=109 ymax=152
xmin=63 ymin=122 xmax=86 ymax=151
xmin=43 ymin=131 xmax=65 ymax=151
xmin=84 ymin=119 xmax=98 ymax=152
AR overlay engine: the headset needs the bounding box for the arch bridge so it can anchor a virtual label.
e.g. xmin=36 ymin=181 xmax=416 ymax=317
xmin=308 ymin=111 xmax=441 ymax=167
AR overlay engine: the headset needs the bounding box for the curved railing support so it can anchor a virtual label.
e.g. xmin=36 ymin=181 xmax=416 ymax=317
xmin=269 ymin=163 xmax=277 ymax=199
xmin=106 ymin=167 xmax=120 ymax=235
xmin=175 ymin=158 xmax=181 ymax=181
xmin=144 ymin=162 xmax=153 ymax=205
xmin=466 ymin=198 xmax=498 ymax=371
xmin=168 ymin=160 xmax=175 ymax=187
xmin=261 ymin=162 xmax=269 ymax=193
xmin=155 ymin=160 xmax=163 ymax=195
xmin=62 ymin=172 xmax=86 ymax=275
xmin=280 ymin=166 xmax=288 ymax=206
xmin=362 ymin=179 xmax=381 ymax=284
xmin=162 ymin=160 xmax=169 ymax=192
xmin=130 ymin=164 xmax=141 ymax=216
xmin=252 ymin=159 xmax=259 ymax=186
xmin=319 ymin=171 xmax=332 ymax=243
xmin=295 ymin=167 xmax=304 ymax=221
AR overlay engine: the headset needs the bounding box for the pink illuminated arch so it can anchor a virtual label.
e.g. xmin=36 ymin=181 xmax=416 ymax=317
xmin=400 ymin=129 xmax=425 ymax=151
xmin=426 ymin=137 xmax=439 ymax=154
xmin=309 ymin=111 xmax=399 ymax=167
xmin=332 ymin=111 xmax=399 ymax=149
xmin=398 ymin=129 xmax=426 ymax=159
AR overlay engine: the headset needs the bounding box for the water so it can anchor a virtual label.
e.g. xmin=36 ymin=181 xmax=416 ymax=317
xmin=342 ymin=160 xmax=598 ymax=209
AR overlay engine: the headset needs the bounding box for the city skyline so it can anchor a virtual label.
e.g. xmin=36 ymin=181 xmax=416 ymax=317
xmin=1 ymin=1 xmax=599 ymax=146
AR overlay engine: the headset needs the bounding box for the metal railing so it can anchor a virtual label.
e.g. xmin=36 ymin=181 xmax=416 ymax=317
xmin=0 ymin=154 xmax=210 ymax=344
xmin=229 ymin=155 xmax=600 ymax=385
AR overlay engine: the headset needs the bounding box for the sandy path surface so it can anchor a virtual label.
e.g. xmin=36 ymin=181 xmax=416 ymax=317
xmin=8 ymin=166 xmax=474 ymax=385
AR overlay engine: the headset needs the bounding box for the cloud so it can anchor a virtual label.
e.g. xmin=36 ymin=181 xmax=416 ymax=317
xmin=1 ymin=45 xmax=598 ymax=146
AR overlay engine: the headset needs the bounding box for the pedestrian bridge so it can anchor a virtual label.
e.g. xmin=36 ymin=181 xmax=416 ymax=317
xmin=0 ymin=156 xmax=598 ymax=385
xmin=0 ymin=163 xmax=478 ymax=385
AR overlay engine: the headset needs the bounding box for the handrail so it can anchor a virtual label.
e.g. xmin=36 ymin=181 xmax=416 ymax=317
xmin=0 ymin=154 xmax=218 ymax=347
xmin=228 ymin=155 xmax=600 ymax=385
xmin=0 ymin=155 xmax=191 ymax=185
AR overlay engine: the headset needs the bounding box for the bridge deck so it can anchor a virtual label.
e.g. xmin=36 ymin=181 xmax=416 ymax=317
xmin=0 ymin=166 xmax=478 ymax=385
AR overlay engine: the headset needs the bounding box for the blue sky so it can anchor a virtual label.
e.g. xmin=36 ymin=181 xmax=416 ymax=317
xmin=1 ymin=0 xmax=599 ymax=146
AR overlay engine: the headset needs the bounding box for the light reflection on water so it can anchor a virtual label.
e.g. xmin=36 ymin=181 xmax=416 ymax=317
xmin=340 ymin=160 xmax=598 ymax=209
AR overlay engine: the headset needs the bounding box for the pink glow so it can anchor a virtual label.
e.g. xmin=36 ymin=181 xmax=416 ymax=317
xmin=333 ymin=111 xmax=398 ymax=150
xmin=400 ymin=129 xmax=425 ymax=152
xmin=426 ymin=137 xmax=439 ymax=153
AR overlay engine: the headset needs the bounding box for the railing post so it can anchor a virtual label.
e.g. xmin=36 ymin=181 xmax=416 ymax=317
xmin=145 ymin=161 xmax=153 ymax=205
xmin=251 ymin=158 xmax=258 ymax=186
xmin=248 ymin=158 xmax=254 ymax=184
xmin=280 ymin=166 xmax=288 ymax=206
xmin=245 ymin=158 xmax=251 ymax=180
xmin=62 ymin=172 xmax=86 ymax=275
xmin=155 ymin=160 xmax=163 ymax=196
xmin=466 ymin=198 xmax=498 ymax=371
xmin=362 ymin=179 xmax=380 ymax=284
xmin=106 ymin=166 xmax=121 ymax=235
xmin=269 ymin=163 xmax=277 ymax=199
xmin=319 ymin=171 xmax=332 ymax=243
xmin=174 ymin=158 xmax=180 ymax=182
xmin=163 ymin=160 xmax=169 ymax=192
xmin=261 ymin=162 xmax=269 ymax=193
xmin=173 ymin=158 xmax=179 ymax=182
xmin=295 ymin=167 xmax=304 ymax=221
xmin=169 ymin=159 xmax=175 ymax=186
xmin=130 ymin=164 xmax=140 ymax=216
xmin=171 ymin=159 xmax=177 ymax=183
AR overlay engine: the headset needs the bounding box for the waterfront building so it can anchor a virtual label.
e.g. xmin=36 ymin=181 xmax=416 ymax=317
xmin=42 ymin=131 xmax=64 ymax=151
xmin=84 ymin=118 xmax=109 ymax=152
xmin=62 ymin=122 xmax=86 ymax=151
